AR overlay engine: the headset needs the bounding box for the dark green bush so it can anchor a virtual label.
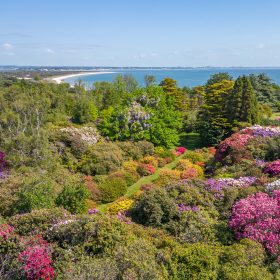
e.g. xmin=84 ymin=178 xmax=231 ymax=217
xmin=56 ymin=185 xmax=90 ymax=214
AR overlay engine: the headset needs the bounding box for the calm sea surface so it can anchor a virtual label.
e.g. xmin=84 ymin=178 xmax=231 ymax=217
xmin=64 ymin=68 xmax=280 ymax=88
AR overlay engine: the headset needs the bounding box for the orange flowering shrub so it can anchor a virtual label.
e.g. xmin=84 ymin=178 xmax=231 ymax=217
xmin=140 ymin=156 xmax=158 ymax=167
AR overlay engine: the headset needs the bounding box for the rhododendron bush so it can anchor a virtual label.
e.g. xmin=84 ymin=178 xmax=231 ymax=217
xmin=230 ymin=191 xmax=280 ymax=261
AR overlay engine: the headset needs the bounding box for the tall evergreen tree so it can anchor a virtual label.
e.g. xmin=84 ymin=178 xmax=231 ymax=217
xmin=229 ymin=76 xmax=259 ymax=124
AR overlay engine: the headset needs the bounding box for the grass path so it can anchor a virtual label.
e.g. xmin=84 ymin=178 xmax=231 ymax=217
xmin=97 ymin=153 xmax=185 ymax=212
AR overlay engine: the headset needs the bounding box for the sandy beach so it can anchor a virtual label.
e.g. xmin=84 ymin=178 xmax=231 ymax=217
xmin=51 ymin=71 xmax=115 ymax=84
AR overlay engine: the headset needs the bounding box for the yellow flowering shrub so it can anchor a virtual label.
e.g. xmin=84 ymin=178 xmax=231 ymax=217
xmin=106 ymin=199 xmax=134 ymax=214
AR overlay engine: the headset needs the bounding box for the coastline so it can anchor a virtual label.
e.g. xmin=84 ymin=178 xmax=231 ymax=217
xmin=51 ymin=71 xmax=115 ymax=84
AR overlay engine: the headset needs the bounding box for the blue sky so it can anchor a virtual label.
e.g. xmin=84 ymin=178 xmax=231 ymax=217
xmin=1 ymin=0 xmax=280 ymax=66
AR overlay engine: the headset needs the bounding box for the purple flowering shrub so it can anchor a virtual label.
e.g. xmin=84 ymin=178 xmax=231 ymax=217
xmin=264 ymin=160 xmax=280 ymax=176
xmin=206 ymin=177 xmax=257 ymax=199
xmin=230 ymin=191 xmax=280 ymax=262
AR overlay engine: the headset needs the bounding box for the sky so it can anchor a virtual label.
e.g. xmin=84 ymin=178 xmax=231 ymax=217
xmin=1 ymin=0 xmax=280 ymax=67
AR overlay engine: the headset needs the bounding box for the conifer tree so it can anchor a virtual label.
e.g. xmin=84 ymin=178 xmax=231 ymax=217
xmin=228 ymin=76 xmax=259 ymax=124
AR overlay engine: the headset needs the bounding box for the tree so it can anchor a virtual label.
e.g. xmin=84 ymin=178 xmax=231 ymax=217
xmin=144 ymin=75 xmax=156 ymax=87
xmin=206 ymin=72 xmax=233 ymax=86
xmin=159 ymin=77 xmax=188 ymax=112
xmin=198 ymin=79 xmax=234 ymax=145
xmin=249 ymin=73 xmax=280 ymax=110
xmin=228 ymin=76 xmax=259 ymax=124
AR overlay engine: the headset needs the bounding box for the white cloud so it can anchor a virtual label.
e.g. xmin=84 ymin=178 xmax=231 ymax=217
xmin=2 ymin=43 xmax=14 ymax=50
xmin=46 ymin=48 xmax=55 ymax=54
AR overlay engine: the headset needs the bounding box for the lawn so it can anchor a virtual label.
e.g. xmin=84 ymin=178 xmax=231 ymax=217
xmin=179 ymin=132 xmax=203 ymax=150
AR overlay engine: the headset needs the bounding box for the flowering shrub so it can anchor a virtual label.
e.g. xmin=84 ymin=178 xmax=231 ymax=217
xmin=60 ymin=126 xmax=100 ymax=145
xmin=123 ymin=160 xmax=139 ymax=172
xmin=206 ymin=177 xmax=257 ymax=199
xmin=182 ymin=150 xmax=204 ymax=164
xmin=0 ymin=224 xmax=14 ymax=240
xmin=137 ymin=163 xmax=156 ymax=176
xmin=175 ymin=147 xmax=186 ymax=156
xmin=215 ymin=133 xmax=253 ymax=162
xmin=155 ymin=169 xmax=181 ymax=187
xmin=18 ymin=236 xmax=54 ymax=280
xmin=230 ymin=191 xmax=280 ymax=261
xmin=88 ymin=208 xmax=99 ymax=214
xmin=175 ymin=159 xmax=193 ymax=171
xmin=140 ymin=156 xmax=158 ymax=167
xmin=240 ymin=125 xmax=280 ymax=138
xmin=116 ymin=211 xmax=132 ymax=224
xmin=106 ymin=199 xmax=134 ymax=215
xmin=264 ymin=160 xmax=280 ymax=176
xmin=266 ymin=179 xmax=280 ymax=192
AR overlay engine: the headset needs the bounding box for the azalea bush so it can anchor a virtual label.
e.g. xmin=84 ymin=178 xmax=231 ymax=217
xmin=18 ymin=236 xmax=55 ymax=280
xmin=230 ymin=191 xmax=280 ymax=261
xmin=174 ymin=146 xmax=186 ymax=156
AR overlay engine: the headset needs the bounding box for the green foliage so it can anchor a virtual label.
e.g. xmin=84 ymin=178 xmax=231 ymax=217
xmin=16 ymin=179 xmax=56 ymax=213
xmin=9 ymin=208 xmax=70 ymax=235
xmin=228 ymin=76 xmax=259 ymax=124
xmin=98 ymin=177 xmax=127 ymax=203
xmin=56 ymin=185 xmax=90 ymax=214
xmin=79 ymin=142 xmax=124 ymax=175
xmin=72 ymin=95 xmax=98 ymax=124
xmin=171 ymin=243 xmax=220 ymax=280
xmin=198 ymin=79 xmax=234 ymax=145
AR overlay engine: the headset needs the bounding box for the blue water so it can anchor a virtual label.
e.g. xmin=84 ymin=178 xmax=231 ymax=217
xmin=64 ymin=68 xmax=280 ymax=88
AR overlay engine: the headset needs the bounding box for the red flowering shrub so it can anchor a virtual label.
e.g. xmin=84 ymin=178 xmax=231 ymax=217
xmin=264 ymin=160 xmax=280 ymax=176
xmin=230 ymin=191 xmax=280 ymax=261
xmin=137 ymin=163 xmax=156 ymax=176
xmin=18 ymin=236 xmax=54 ymax=280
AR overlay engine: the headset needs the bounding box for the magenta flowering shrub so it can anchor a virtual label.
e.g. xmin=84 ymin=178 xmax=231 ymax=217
xmin=175 ymin=147 xmax=186 ymax=156
xmin=230 ymin=191 xmax=280 ymax=261
xmin=264 ymin=160 xmax=280 ymax=176
xmin=18 ymin=236 xmax=55 ymax=280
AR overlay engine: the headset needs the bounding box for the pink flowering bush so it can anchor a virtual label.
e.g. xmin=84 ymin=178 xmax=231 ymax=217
xmin=215 ymin=133 xmax=253 ymax=162
xmin=18 ymin=236 xmax=54 ymax=280
xmin=264 ymin=160 xmax=280 ymax=176
xmin=230 ymin=191 xmax=280 ymax=261
xmin=0 ymin=224 xmax=14 ymax=240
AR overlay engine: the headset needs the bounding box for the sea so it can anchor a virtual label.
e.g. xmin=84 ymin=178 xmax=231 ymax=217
xmin=63 ymin=68 xmax=280 ymax=88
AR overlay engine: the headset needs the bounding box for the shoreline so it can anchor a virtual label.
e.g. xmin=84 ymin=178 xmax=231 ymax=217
xmin=51 ymin=71 xmax=115 ymax=84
